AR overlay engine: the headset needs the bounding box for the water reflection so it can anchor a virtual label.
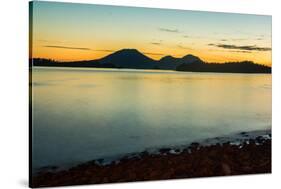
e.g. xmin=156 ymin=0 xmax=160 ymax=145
xmin=31 ymin=67 xmax=271 ymax=170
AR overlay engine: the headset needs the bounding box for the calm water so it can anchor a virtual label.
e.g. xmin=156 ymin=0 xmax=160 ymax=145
xmin=31 ymin=67 xmax=271 ymax=170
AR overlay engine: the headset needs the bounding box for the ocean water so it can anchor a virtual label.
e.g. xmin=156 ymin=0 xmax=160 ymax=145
xmin=31 ymin=67 xmax=271 ymax=170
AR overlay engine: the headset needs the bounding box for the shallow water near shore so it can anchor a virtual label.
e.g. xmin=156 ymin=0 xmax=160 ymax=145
xmin=31 ymin=67 xmax=271 ymax=171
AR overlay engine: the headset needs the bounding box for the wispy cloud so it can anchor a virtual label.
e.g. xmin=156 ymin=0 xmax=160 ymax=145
xmin=42 ymin=46 xmax=164 ymax=57
xmin=93 ymin=49 xmax=115 ymax=52
xmin=208 ymin=48 xmax=252 ymax=54
xmin=159 ymin=28 xmax=179 ymax=33
xmin=208 ymin=43 xmax=271 ymax=51
xmin=44 ymin=45 xmax=91 ymax=51
xmin=150 ymin=42 xmax=162 ymax=45
xmin=229 ymin=50 xmax=252 ymax=54
xmin=44 ymin=46 xmax=118 ymax=53
xmin=183 ymin=35 xmax=189 ymax=38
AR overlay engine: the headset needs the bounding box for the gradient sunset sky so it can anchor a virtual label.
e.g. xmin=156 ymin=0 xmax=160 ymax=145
xmin=30 ymin=1 xmax=272 ymax=65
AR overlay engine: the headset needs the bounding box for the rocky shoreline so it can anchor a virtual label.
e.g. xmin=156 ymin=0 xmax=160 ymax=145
xmin=31 ymin=132 xmax=271 ymax=188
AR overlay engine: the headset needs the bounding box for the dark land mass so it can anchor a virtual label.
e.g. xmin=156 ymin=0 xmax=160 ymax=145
xmin=176 ymin=61 xmax=271 ymax=73
xmin=30 ymin=48 xmax=271 ymax=73
xmin=31 ymin=137 xmax=271 ymax=188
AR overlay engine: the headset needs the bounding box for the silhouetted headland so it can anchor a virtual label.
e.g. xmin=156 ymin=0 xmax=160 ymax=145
xmin=30 ymin=48 xmax=271 ymax=73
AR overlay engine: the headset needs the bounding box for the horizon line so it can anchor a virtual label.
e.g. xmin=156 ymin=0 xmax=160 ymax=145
xmin=31 ymin=48 xmax=272 ymax=67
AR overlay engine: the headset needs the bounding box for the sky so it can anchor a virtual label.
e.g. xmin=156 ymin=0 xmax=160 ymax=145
xmin=30 ymin=1 xmax=272 ymax=65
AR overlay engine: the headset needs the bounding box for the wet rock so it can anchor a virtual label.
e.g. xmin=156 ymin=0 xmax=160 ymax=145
xmin=189 ymin=142 xmax=200 ymax=151
xmin=174 ymin=149 xmax=181 ymax=153
xmin=96 ymin=158 xmax=104 ymax=164
xmin=159 ymin=148 xmax=171 ymax=154
xmin=222 ymin=142 xmax=231 ymax=147
xmin=32 ymin=138 xmax=272 ymax=188
xmin=255 ymin=136 xmax=265 ymax=143
xmin=140 ymin=151 xmax=149 ymax=157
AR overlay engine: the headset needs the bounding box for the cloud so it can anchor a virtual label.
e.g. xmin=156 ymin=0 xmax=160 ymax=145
xmin=150 ymin=42 xmax=162 ymax=45
xmin=229 ymin=50 xmax=252 ymax=54
xmin=208 ymin=43 xmax=271 ymax=51
xmin=44 ymin=45 xmax=91 ymax=51
xmin=44 ymin=46 xmax=117 ymax=53
xmin=159 ymin=28 xmax=179 ymax=33
xmin=208 ymin=48 xmax=252 ymax=54
xmin=183 ymin=35 xmax=189 ymax=38
xmin=220 ymin=39 xmax=228 ymax=42
xmin=93 ymin=49 xmax=115 ymax=52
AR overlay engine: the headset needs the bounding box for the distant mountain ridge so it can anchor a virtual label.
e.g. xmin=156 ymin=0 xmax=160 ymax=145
xmin=158 ymin=54 xmax=203 ymax=69
xmin=31 ymin=48 xmax=271 ymax=73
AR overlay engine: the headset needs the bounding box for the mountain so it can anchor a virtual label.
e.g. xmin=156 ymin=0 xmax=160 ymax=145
xmin=181 ymin=54 xmax=203 ymax=64
xmin=158 ymin=54 xmax=203 ymax=69
xmin=157 ymin=56 xmax=182 ymax=69
xmin=31 ymin=48 xmax=271 ymax=73
xmin=98 ymin=49 xmax=156 ymax=69
xmin=31 ymin=49 xmax=157 ymax=69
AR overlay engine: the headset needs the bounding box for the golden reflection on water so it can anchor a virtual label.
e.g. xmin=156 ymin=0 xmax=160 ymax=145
xmin=31 ymin=67 xmax=271 ymax=169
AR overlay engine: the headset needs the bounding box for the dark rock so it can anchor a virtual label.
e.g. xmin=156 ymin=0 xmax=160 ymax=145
xmin=31 ymin=138 xmax=272 ymax=188
xmin=159 ymin=148 xmax=171 ymax=154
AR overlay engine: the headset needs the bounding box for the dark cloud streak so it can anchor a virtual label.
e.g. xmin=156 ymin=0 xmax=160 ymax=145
xmin=229 ymin=50 xmax=252 ymax=54
xmin=208 ymin=43 xmax=271 ymax=51
xmin=159 ymin=28 xmax=179 ymax=33
xmin=44 ymin=45 xmax=91 ymax=51
xmin=44 ymin=46 xmax=118 ymax=53
xmin=150 ymin=42 xmax=161 ymax=45
xmin=44 ymin=45 xmax=165 ymax=56
xmin=93 ymin=49 xmax=115 ymax=52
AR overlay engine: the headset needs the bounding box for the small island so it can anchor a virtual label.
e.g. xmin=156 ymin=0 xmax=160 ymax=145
xmin=30 ymin=49 xmax=271 ymax=74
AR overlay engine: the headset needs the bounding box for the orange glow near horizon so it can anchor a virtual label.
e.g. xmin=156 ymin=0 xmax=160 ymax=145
xmin=30 ymin=1 xmax=272 ymax=66
xmin=32 ymin=43 xmax=272 ymax=66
